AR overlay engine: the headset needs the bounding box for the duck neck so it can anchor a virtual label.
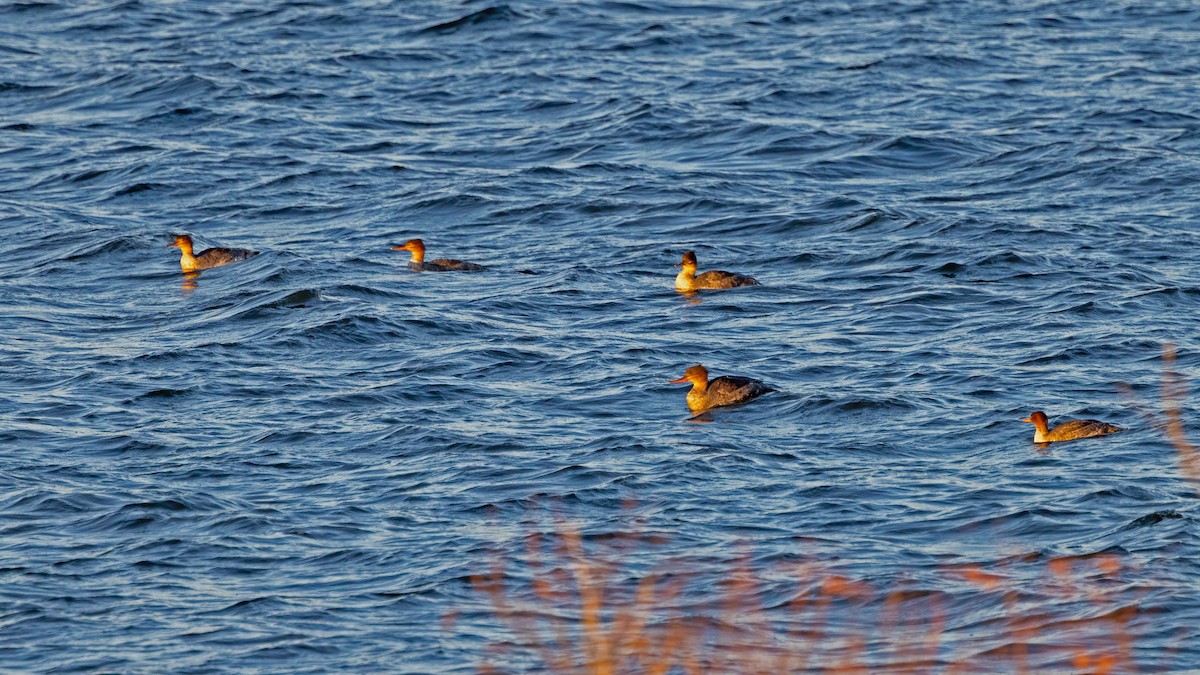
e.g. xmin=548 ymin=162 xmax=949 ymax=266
xmin=675 ymin=264 xmax=696 ymax=290
xmin=1032 ymin=419 xmax=1049 ymax=442
xmin=178 ymin=243 xmax=197 ymax=272
xmin=685 ymin=379 xmax=708 ymax=410
xmin=409 ymin=249 xmax=425 ymax=264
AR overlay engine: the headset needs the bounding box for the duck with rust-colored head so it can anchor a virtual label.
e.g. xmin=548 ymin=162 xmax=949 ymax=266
xmin=674 ymin=251 xmax=759 ymax=292
xmin=167 ymin=234 xmax=257 ymax=273
xmin=392 ymin=239 xmax=485 ymax=272
xmin=1021 ymin=410 xmax=1121 ymax=444
xmin=670 ymin=364 xmax=773 ymax=412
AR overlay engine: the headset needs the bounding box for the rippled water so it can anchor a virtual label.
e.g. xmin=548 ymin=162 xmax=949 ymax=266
xmin=4 ymin=0 xmax=1200 ymax=671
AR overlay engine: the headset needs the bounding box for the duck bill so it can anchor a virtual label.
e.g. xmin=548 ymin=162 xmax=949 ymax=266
xmin=390 ymin=246 xmax=407 ymax=251
xmin=669 ymin=375 xmax=689 ymax=384
xmin=673 ymin=262 xmax=684 ymax=267
xmin=166 ymin=242 xmax=178 ymax=248
xmin=1020 ymin=417 xmax=1032 ymax=423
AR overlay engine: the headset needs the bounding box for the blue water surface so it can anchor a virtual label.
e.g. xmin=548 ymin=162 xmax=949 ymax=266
xmin=3 ymin=0 xmax=1200 ymax=671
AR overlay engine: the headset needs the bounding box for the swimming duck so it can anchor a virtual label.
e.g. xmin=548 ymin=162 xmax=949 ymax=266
xmin=167 ymin=234 xmax=257 ymax=272
xmin=1021 ymin=411 xmax=1121 ymax=444
xmin=392 ymin=239 xmax=485 ymax=272
xmin=670 ymin=364 xmax=773 ymax=411
xmin=674 ymin=251 xmax=759 ymax=292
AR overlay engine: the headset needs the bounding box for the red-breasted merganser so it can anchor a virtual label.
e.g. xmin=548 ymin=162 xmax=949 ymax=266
xmin=674 ymin=251 xmax=759 ymax=292
xmin=670 ymin=364 xmax=773 ymax=411
xmin=392 ymin=239 xmax=485 ymax=272
xmin=1021 ymin=411 xmax=1121 ymax=443
xmin=167 ymin=234 xmax=257 ymax=272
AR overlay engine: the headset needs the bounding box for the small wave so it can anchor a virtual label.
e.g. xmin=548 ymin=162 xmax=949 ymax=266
xmin=836 ymin=60 xmax=881 ymax=71
xmin=2 ymin=491 xmax=116 ymax=514
xmin=0 ymin=81 xmax=49 ymax=92
xmin=606 ymin=34 xmax=688 ymax=52
xmin=123 ymin=386 xmax=197 ymax=403
xmin=1120 ymin=511 xmax=1183 ymax=530
xmin=263 ymin=288 xmax=320 ymax=309
xmin=195 ymin=287 xmax=323 ymax=324
xmin=1085 ymin=107 xmax=1200 ymax=129
xmin=69 ymin=168 xmax=108 ymax=182
xmin=410 ymin=193 xmax=496 ymax=212
xmin=119 ymin=499 xmax=190 ymax=512
xmin=421 ymin=5 xmax=522 ymax=33
xmin=60 ymin=235 xmax=140 ymax=261
xmin=333 ymin=50 xmax=446 ymax=68
xmin=836 ymin=396 xmax=921 ymax=412
xmin=204 ymin=596 xmax=289 ymax=616
xmin=95 ymin=437 xmax=171 ymax=454
xmin=874 ymin=134 xmax=992 ymax=170
xmin=334 ymin=140 xmax=403 ymax=154
xmin=521 ymin=98 xmax=577 ymax=112
xmin=109 ymin=182 xmax=162 ymax=197
xmin=290 ymin=315 xmax=404 ymax=344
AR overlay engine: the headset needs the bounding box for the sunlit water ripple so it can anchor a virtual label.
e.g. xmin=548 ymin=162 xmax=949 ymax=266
xmin=3 ymin=0 xmax=1200 ymax=671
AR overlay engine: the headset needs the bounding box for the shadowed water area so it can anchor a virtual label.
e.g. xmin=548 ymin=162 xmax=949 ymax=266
xmin=3 ymin=0 xmax=1200 ymax=671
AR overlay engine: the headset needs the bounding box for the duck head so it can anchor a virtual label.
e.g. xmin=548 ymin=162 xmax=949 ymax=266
xmin=670 ymin=364 xmax=709 ymax=390
xmin=674 ymin=251 xmax=698 ymax=271
xmin=391 ymin=238 xmax=426 ymax=263
xmin=1021 ymin=411 xmax=1049 ymax=433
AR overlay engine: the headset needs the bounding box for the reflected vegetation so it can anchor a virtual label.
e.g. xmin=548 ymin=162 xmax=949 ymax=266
xmin=1119 ymin=343 xmax=1200 ymax=491
xmin=462 ymin=504 xmax=1159 ymax=673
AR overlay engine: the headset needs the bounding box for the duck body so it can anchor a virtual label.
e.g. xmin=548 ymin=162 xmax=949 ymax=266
xmin=168 ymin=234 xmax=257 ymax=272
xmin=413 ymin=258 xmax=486 ymax=272
xmin=1022 ymin=411 xmax=1121 ymax=443
xmin=674 ymin=251 xmax=758 ymax=292
xmin=671 ymin=364 xmax=772 ymax=412
xmin=393 ymin=239 xmax=485 ymax=272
